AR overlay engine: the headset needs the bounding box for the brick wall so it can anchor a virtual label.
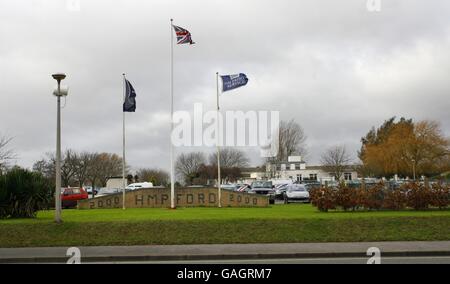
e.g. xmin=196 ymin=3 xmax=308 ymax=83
xmin=78 ymin=188 xmax=269 ymax=209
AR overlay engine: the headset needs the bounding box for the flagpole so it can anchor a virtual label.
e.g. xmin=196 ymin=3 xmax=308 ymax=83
xmin=122 ymin=73 xmax=126 ymax=210
xmin=170 ymin=18 xmax=176 ymax=209
xmin=216 ymin=72 xmax=222 ymax=208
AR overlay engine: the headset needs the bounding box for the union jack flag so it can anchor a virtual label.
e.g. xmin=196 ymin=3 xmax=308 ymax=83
xmin=172 ymin=25 xmax=195 ymax=45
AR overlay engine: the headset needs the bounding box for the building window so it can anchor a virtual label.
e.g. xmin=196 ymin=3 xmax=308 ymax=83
xmin=295 ymin=163 xmax=301 ymax=170
xmin=290 ymin=164 xmax=296 ymax=170
xmin=281 ymin=164 xmax=286 ymax=171
xmin=309 ymin=174 xmax=317 ymax=181
xmin=344 ymin=173 xmax=352 ymax=181
xmin=296 ymin=174 xmax=302 ymax=182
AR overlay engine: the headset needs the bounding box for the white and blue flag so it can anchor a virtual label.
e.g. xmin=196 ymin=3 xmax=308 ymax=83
xmin=221 ymin=73 xmax=249 ymax=92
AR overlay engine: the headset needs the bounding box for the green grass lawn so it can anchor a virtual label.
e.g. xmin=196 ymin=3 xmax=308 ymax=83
xmin=1 ymin=204 xmax=449 ymax=247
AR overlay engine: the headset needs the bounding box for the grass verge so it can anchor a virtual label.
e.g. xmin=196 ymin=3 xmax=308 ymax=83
xmin=1 ymin=205 xmax=449 ymax=247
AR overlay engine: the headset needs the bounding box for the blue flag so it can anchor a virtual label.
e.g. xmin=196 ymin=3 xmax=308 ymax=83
xmin=221 ymin=73 xmax=249 ymax=92
xmin=123 ymin=79 xmax=137 ymax=112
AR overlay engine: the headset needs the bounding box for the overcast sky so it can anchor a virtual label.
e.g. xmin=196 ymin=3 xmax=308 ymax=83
xmin=1 ymin=0 xmax=449 ymax=172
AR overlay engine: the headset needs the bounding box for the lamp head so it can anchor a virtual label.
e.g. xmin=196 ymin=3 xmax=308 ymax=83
xmin=53 ymin=86 xmax=69 ymax=97
xmin=52 ymin=73 xmax=66 ymax=81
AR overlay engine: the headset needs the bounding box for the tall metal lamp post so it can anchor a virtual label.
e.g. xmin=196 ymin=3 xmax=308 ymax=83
xmin=52 ymin=73 xmax=67 ymax=223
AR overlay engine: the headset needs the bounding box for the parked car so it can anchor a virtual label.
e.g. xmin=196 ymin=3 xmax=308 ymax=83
xmin=187 ymin=185 xmax=205 ymax=188
xmin=61 ymin=187 xmax=88 ymax=209
xmin=236 ymin=184 xmax=252 ymax=192
xmin=250 ymin=181 xmax=275 ymax=204
xmin=304 ymin=182 xmax=321 ymax=192
xmin=274 ymin=183 xmax=290 ymax=199
xmin=284 ymin=184 xmax=310 ymax=204
xmin=84 ymin=186 xmax=98 ymax=196
xmin=96 ymin=188 xmax=121 ymax=197
xmin=126 ymin=182 xmax=154 ymax=191
xmin=221 ymin=184 xmax=237 ymax=191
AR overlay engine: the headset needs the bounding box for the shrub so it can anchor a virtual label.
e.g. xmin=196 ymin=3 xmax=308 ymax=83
xmin=310 ymin=187 xmax=336 ymax=212
xmin=429 ymin=183 xmax=450 ymax=210
xmin=360 ymin=183 xmax=385 ymax=210
xmin=383 ymin=188 xmax=408 ymax=210
xmin=0 ymin=168 xmax=53 ymax=219
xmin=310 ymin=181 xmax=449 ymax=212
xmin=405 ymin=182 xmax=432 ymax=210
xmin=335 ymin=185 xmax=359 ymax=211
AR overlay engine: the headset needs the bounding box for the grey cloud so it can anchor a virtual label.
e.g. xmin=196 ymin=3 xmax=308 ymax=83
xmin=1 ymin=0 xmax=449 ymax=171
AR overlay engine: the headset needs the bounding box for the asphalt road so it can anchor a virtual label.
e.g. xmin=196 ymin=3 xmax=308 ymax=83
xmin=96 ymin=256 xmax=450 ymax=264
xmin=3 ymin=241 xmax=450 ymax=264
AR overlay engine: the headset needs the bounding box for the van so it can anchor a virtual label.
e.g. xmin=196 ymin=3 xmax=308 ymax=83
xmin=126 ymin=182 xmax=154 ymax=191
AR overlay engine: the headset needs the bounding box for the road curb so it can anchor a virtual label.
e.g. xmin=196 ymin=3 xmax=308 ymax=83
xmin=2 ymin=250 xmax=450 ymax=263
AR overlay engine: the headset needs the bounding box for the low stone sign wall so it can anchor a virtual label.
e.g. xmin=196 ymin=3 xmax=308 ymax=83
xmin=78 ymin=188 xmax=269 ymax=209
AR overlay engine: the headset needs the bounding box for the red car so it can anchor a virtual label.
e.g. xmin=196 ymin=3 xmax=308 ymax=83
xmin=61 ymin=187 xmax=88 ymax=209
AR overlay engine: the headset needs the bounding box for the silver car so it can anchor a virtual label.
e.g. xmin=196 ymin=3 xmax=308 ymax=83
xmin=284 ymin=184 xmax=310 ymax=204
xmin=96 ymin=188 xmax=121 ymax=197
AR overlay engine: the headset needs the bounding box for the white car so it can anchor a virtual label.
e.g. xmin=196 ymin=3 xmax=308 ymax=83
xmin=284 ymin=184 xmax=310 ymax=204
xmin=126 ymin=182 xmax=154 ymax=191
xmin=96 ymin=188 xmax=121 ymax=197
xmin=84 ymin=186 xmax=98 ymax=196
xmin=220 ymin=184 xmax=237 ymax=191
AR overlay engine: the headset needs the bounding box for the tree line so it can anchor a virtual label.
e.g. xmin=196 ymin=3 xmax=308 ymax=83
xmin=31 ymin=150 xmax=174 ymax=188
xmin=32 ymin=150 xmax=124 ymax=188
xmin=1 ymin=116 xmax=449 ymax=188
xmin=175 ymin=148 xmax=250 ymax=186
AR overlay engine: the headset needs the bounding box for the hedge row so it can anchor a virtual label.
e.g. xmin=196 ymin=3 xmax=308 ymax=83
xmin=310 ymin=182 xmax=450 ymax=212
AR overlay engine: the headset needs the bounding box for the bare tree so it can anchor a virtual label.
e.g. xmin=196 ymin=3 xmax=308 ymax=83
xmin=33 ymin=151 xmax=125 ymax=191
xmin=0 ymin=135 xmax=16 ymax=172
xmin=33 ymin=159 xmax=49 ymax=176
xmin=175 ymin=152 xmax=206 ymax=185
xmin=33 ymin=153 xmax=55 ymax=180
xmin=208 ymin=148 xmax=250 ymax=168
xmin=97 ymin=153 xmax=124 ymax=187
xmin=73 ymin=152 xmax=95 ymax=187
xmin=61 ymin=149 xmax=79 ymax=187
xmin=321 ymin=145 xmax=353 ymax=180
xmin=198 ymin=164 xmax=243 ymax=184
xmin=34 ymin=150 xmax=78 ymax=187
xmin=86 ymin=153 xmax=103 ymax=197
xmin=136 ymin=168 xmax=170 ymax=186
xmin=273 ymin=119 xmax=307 ymax=162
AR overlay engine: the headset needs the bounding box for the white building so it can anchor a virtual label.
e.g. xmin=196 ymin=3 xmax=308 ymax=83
xmin=106 ymin=176 xmax=126 ymax=189
xmin=241 ymin=156 xmax=358 ymax=184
